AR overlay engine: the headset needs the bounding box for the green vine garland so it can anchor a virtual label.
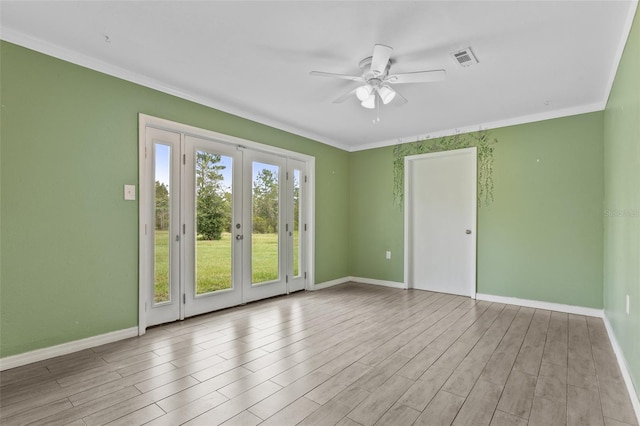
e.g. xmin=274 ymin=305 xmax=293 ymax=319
xmin=392 ymin=130 xmax=497 ymax=206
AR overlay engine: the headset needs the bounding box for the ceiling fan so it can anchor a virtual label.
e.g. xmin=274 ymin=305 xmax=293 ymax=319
xmin=310 ymin=44 xmax=446 ymax=109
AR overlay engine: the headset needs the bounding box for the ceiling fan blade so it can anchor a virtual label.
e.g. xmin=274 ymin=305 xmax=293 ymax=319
xmin=386 ymin=69 xmax=446 ymax=84
xmin=310 ymin=71 xmax=364 ymax=82
xmin=393 ymin=88 xmax=408 ymax=105
xmin=371 ymin=44 xmax=393 ymax=76
xmin=332 ymin=88 xmax=357 ymax=103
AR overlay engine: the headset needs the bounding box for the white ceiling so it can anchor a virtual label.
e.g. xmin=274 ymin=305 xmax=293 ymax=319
xmin=1 ymin=1 xmax=636 ymax=151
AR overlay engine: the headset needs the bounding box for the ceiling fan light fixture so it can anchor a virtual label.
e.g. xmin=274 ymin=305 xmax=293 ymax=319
xmin=356 ymin=85 xmax=373 ymax=101
xmin=361 ymin=94 xmax=376 ymax=109
xmin=378 ymin=85 xmax=396 ymax=104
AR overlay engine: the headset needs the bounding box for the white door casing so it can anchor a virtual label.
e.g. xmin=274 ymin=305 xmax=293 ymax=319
xmin=404 ymin=147 xmax=477 ymax=297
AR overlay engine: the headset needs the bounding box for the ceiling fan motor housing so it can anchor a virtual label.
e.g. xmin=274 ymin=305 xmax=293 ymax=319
xmin=359 ymin=56 xmax=392 ymax=80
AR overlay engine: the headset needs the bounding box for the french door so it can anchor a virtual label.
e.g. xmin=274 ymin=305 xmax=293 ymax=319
xmin=142 ymin=126 xmax=308 ymax=328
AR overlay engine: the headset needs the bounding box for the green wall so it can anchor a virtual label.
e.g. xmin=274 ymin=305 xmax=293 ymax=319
xmin=349 ymin=146 xmax=403 ymax=281
xmin=480 ymin=114 xmax=604 ymax=307
xmin=2 ymin=14 xmax=637 ymax=389
xmin=0 ymin=41 xmax=349 ymax=357
xmin=603 ymin=7 xmax=640 ymax=397
xmin=350 ymin=112 xmax=605 ymax=309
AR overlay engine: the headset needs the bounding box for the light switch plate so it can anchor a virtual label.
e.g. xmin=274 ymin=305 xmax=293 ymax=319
xmin=124 ymin=184 xmax=136 ymax=201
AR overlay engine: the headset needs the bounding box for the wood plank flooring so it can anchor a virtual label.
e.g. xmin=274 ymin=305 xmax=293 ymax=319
xmin=1 ymin=283 xmax=637 ymax=426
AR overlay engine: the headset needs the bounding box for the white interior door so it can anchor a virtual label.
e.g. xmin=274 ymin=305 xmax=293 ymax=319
xmin=141 ymin=121 xmax=311 ymax=330
xmin=405 ymin=147 xmax=477 ymax=297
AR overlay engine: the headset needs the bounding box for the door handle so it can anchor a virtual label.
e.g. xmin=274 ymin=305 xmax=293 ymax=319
xmin=235 ymin=234 xmax=244 ymax=240
xmin=465 ymin=229 xmax=472 ymax=235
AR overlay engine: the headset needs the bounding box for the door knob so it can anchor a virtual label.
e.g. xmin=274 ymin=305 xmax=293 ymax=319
xmin=235 ymin=234 xmax=244 ymax=240
xmin=465 ymin=229 xmax=472 ymax=234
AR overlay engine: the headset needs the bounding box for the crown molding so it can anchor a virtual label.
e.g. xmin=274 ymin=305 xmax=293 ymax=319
xmin=0 ymin=28 xmax=351 ymax=153
xmin=3 ymin=0 xmax=636 ymax=156
xmin=349 ymin=101 xmax=606 ymax=152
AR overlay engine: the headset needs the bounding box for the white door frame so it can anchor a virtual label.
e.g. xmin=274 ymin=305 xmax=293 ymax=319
xmin=138 ymin=114 xmax=315 ymax=335
xmin=403 ymin=147 xmax=477 ymax=297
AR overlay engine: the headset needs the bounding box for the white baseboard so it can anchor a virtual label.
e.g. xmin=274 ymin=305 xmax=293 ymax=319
xmin=311 ymin=276 xmax=351 ymax=291
xmin=475 ymin=293 xmax=604 ymax=318
xmin=350 ymin=276 xmax=406 ymax=289
xmin=603 ymin=315 xmax=640 ymax=424
xmin=0 ymin=327 xmax=139 ymax=371
xmin=311 ymin=276 xmax=406 ymax=291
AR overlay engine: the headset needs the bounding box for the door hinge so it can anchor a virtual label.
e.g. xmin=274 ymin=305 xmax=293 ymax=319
xmin=305 ymin=175 xmax=308 ymax=183
xmin=176 ymin=234 xmax=180 ymax=242
xmin=304 ymin=224 xmax=307 ymax=231
xmin=286 ymin=223 xmax=288 ymax=232
xmin=304 ymin=272 xmax=307 ymax=279
xmin=183 ymin=224 xmax=186 ymax=234
xmin=183 ymin=154 xmax=186 ymax=165
xmin=286 ymin=171 xmax=289 ymax=180
xmin=286 ymin=275 xmax=289 ymax=283
xmin=183 ymin=294 xmax=186 ymax=304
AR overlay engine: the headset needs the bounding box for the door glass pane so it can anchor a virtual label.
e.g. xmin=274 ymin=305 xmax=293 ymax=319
xmin=154 ymin=144 xmax=171 ymax=304
xmin=252 ymin=161 xmax=279 ymax=284
xmin=195 ymin=151 xmax=233 ymax=295
xmin=293 ymin=169 xmax=301 ymax=277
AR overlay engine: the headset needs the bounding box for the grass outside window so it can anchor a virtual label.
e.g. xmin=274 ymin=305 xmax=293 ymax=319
xmin=154 ymin=230 xmax=298 ymax=302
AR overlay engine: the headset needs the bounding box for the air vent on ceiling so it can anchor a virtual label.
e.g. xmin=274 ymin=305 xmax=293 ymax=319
xmin=451 ymin=47 xmax=478 ymax=67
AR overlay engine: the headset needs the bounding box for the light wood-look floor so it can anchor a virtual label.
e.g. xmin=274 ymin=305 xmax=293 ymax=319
xmin=1 ymin=283 xmax=637 ymax=426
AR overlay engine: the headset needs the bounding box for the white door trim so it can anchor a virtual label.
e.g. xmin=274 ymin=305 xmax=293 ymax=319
xmin=138 ymin=117 xmax=148 ymax=336
xmin=138 ymin=114 xmax=315 ymax=335
xmin=403 ymin=147 xmax=477 ymax=298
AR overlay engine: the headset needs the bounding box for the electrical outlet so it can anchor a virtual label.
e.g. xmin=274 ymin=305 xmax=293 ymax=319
xmin=626 ymin=294 xmax=630 ymax=315
xmin=386 ymin=251 xmax=391 ymax=260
